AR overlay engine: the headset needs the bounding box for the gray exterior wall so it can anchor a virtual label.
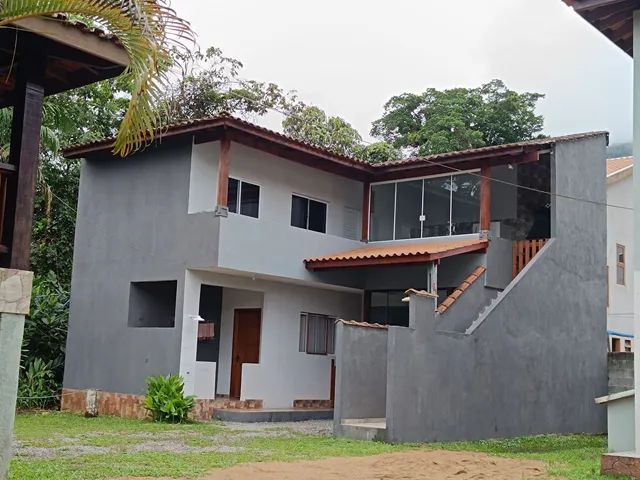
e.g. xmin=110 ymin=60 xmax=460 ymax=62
xmin=333 ymin=322 xmax=388 ymax=433
xmin=438 ymin=272 xmax=499 ymax=333
xmin=65 ymin=137 xmax=365 ymax=395
xmin=64 ymin=138 xmax=221 ymax=394
xmin=380 ymin=136 xmax=608 ymax=442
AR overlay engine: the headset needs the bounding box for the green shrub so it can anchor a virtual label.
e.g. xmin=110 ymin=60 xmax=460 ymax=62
xmin=17 ymin=358 xmax=58 ymax=410
xmin=144 ymin=375 xmax=195 ymax=423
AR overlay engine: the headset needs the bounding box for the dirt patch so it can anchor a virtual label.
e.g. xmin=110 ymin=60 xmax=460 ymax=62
xmin=114 ymin=449 xmax=547 ymax=480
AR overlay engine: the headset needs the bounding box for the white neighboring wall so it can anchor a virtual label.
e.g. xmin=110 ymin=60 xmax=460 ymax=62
xmin=607 ymin=165 xmax=634 ymax=348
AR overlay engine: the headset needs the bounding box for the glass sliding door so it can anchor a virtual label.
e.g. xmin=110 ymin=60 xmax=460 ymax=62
xmin=370 ymin=183 xmax=395 ymax=241
xmin=422 ymin=176 xmax=452 ymax=237
xmin=451 ymin=173 xmax=480 ymax=235
xmin=395 ymin=180 xmax=423 ymax=240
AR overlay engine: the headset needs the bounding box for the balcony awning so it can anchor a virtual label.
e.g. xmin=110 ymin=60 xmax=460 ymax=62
xmin=304 ymin=239 xmax=488 ymax=270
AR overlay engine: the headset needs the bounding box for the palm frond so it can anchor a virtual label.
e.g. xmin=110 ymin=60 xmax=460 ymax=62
xmin=0 ymin=0 xmax=195 ymax=156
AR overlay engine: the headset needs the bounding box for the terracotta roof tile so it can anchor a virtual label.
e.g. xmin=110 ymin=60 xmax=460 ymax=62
xmin=305 ymin=239 xmax=488 ymax=270
xmin=607 ymin=156 xmax=633 ymax=177
xmin=339 ymin=320 xmax=388 ymax=330
xmin=374 ymin=132 xmax=608 ymax=169
xmin=437 ymin=266 xmax=486 ymax=315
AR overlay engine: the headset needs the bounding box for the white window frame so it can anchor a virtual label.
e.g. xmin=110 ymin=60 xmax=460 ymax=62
xmin=368 ymin=170 xmax=480 ymax=242
xmin=290 ymin=193 xmax=329 ymax=234
xmin=298 ymin=312 xmax=336 ymax=356
xmin=228 ymin=176 xmax=261 ymax=219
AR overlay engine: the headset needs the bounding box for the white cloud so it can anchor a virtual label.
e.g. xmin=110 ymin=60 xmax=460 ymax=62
xmin=173 ymin=0 xmax=632 ymax=144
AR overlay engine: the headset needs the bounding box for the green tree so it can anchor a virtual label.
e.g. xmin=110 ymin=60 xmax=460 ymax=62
xmin=167 ymin=47 xmax=295 ymax=122
xmin=0 ymin=0 xmax=194 ymax=155
xmin=371 ymin=79 xmax=545 ymax=156
xmin=358 ymin=141 xmax=401 ymax=164
xmin=283 ymin=105 xmax=364 ymax=157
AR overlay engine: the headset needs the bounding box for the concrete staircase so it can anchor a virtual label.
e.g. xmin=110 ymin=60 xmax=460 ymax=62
xmin=339 ymin=419 xmax=387 ymax=441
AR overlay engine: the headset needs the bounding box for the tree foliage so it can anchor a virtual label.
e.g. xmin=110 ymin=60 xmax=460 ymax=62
xmin=166 ymin=47 xmax=296 ymax=122
xmin=0 ymin=0 xmax=195 ymax=156
xmin=371 ymin=79 xmax=545 ymax=156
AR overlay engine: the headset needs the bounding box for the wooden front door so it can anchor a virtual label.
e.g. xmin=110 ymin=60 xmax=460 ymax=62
xmin=230 ymin=308 xmax=261 ymax=399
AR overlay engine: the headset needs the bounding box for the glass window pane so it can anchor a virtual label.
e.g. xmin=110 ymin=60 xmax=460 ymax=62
xmin=423 ymin=176 xmax=452 ymax=237
xmin=451 ymin=173 xmax=480 ymax=235
xmin=227 ymin=178 xmax=239 ymax=213
xmin=306 ymin=314 xmax=328 ymax=354
xmin=291 ymin=195 xmax=308 ymax=229
xmin=299 ymin=313 xmax=308 ymax=352
xmin=387 ymin=291 xmax=409 ymax=327
xmin=369 ymin=292 xmax=387 ymax=324
xmin=395 ymin=180 xmax=423 ymax=240
xmin=308 ymin=200 xmax=327 ymax=233
xmin=240 ymin=182 xmax=260 ymax=218
xmin=370 ymin=183 xmax=395 ymax=241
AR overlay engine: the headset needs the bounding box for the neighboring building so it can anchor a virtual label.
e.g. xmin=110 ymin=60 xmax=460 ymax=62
xmin=61 ymin=115 xmax=608 ymax=440
xmin=607 ymin=157 xmax=634 ymax=352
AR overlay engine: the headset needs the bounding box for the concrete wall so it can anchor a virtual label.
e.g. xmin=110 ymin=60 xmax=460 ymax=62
xmin=184 ymin=269 xmax=361 ymax=408
xmin=382 ymin=136 xmax=608 ymax=442
xmin=438 ymin=272 xmax=499 ymax=333
xmin=605 ymin=394 xmax=635 ymax=453
xmin=64 ymin=139 xmax=221 ymax=395
xmin=194 ymin=140 xmax=365 ymax=283
xmin=485 ymin=237 xmax=513 ymax=289
xmin=609 ymin=352 xmax=634 ymax=394
xmin=334 ymin=322 xmax=388 ymax=433
xmin=607 ymin=172 xmax=634 ymax=339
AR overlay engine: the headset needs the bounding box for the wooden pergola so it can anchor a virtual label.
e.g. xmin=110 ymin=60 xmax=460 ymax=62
xmin=563 ymin=0 xmax=637 ymax=54
xmin=0 ymin=15 xmax=128 ymax=270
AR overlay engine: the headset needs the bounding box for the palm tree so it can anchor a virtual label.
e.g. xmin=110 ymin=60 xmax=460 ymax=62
xmin=0 ymin=0 xmax=195 ymax=156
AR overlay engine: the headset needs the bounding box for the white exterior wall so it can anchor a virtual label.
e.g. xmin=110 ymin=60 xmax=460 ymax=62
xmin=607 ymin=172 xmax=634 ymax=344
xmin=183 ymin=269 xmax=362 ymax=409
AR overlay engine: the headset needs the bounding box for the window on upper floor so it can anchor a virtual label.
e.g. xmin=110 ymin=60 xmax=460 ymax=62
xmin=369 ymin=172 xmax=481 ymax=242
xmin=291 ymin=194 xmax=327 ymax=233
xmin=228 ymin=177 xmax=260 ymax=218
xmin=616 ymin=244 xmax=626 ymax=285
xmin=299 ymin=312 xmax=335 ymax=355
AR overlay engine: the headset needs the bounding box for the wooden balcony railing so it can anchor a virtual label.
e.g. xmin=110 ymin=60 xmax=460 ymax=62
xmin=512 ymin=239 xmax=549 ymax=278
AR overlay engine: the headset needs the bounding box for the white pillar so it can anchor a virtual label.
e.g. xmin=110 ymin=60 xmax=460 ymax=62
xmin=633 ymin=10 xmax=640 ymax=455
xmin=179 ymin=270 xmax=200 ymax=396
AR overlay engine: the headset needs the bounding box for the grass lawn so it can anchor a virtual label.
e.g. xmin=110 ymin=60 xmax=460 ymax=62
xmin=10 ymin=412 xmax=622 ymax=480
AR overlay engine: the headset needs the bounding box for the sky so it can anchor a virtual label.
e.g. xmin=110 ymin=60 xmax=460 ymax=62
xmin=173 ymin=0 xmax=633 ymax=145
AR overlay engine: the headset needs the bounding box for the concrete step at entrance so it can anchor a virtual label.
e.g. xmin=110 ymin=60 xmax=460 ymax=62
xmin=214 ymin=408 xmax=333 ymax=423
xmin=340 ymin=418 xmax=387 ymax=441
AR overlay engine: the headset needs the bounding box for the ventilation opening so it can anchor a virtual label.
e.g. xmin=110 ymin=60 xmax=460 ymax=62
xmin=128 ymin=280 xmax=177 ymax=328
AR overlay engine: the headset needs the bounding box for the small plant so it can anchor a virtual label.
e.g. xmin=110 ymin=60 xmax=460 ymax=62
xmin=144 ymin=374 xmax=195 ymax=423
xmin=17 ymin=358 xmax=58 ymax=410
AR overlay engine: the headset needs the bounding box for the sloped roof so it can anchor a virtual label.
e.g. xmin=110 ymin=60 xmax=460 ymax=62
xmin=304 ymin=239 xmax=488 ymax=270
xmin=63 ymin=113 xmax=609 ymax=182
xmin=607 ymin=156 xmax=633 ymax=178
xmin=562 ymin=0 xmax=636 ymax=56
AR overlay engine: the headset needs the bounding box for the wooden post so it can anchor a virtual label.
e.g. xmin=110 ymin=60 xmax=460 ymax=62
xmin=1 ymin=52 xmax=46 ymax=270
xmin=215 ymin=136 xmax=231 ymax=212
xmin=361 ymin=181 xmax=370 ymax=242
xmin=479 ymin=166 xmax=492 ymax=235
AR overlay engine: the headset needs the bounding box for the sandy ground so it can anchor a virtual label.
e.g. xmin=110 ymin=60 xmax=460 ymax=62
xmin=117 ymin=449 xmax=547 ymax=480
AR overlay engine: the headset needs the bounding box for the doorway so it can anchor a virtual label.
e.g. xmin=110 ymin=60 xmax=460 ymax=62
xmin=230 ymin=308 xmax=262 ymax=399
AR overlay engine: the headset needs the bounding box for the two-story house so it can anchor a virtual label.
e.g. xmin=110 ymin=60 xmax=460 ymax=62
xmin=60 ymin=115 xmax=608 ymax=435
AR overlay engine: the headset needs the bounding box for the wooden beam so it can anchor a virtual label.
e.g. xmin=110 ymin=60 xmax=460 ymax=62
xmin=216 ymin=136 xmax=231 ymax=208
xmin=361 ymin=181 xmax=370 ymax=242
xmin=1 ymin=51 xmax=46 ymax=270
xmin=480 ymin=166 xmax=492 ymax=233
xmin=12 ymin=17 xmax=129 ymax=67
